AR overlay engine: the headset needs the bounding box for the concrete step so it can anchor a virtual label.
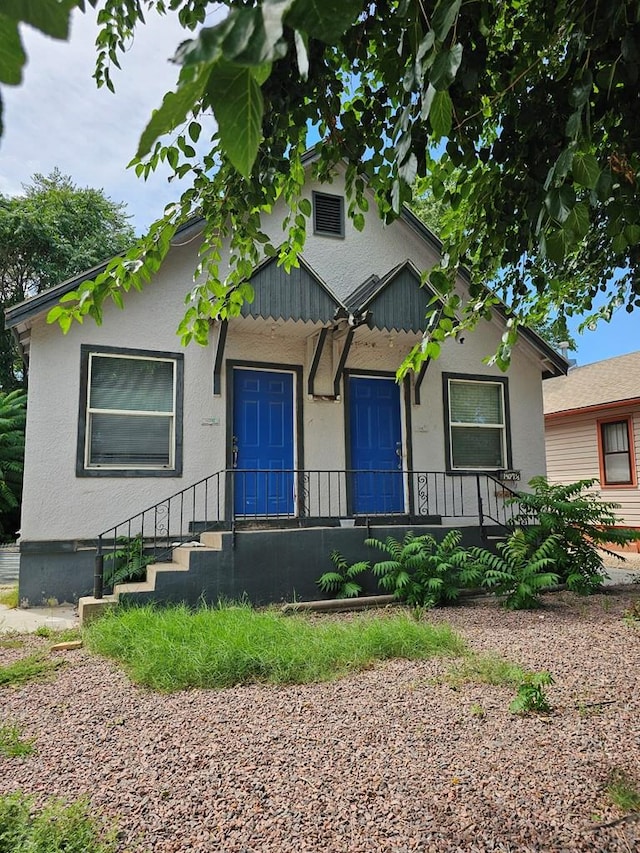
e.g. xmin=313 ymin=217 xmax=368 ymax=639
xmin=113 ymin=580 xmax=154 ymax=595
xmin=200 ymin=531 xmax=223 ymax=549
xmin=173 ymin=544 xmax=221 ymax=568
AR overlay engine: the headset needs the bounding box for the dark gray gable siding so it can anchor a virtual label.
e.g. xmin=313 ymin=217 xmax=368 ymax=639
xmin=242 ymin=257 xmax=342 ymax=323
xmin=363 ymin=264 xmax=432 ymax=334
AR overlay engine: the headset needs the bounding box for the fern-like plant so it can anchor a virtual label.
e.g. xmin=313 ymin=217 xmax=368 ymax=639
xmin=366 ymin=530 xmax=482 ymax=607
xmin=103 ymin=534 xmax=153 ymax=589
xmin=316 ymin=550 xmax=369 ymax=599
xmin=510 ymin=477 xmax=640 ymax=593
xmin=472 ymin=529 xmax=560 ymax=609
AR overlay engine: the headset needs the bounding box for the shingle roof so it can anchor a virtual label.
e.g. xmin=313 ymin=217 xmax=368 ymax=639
xmin=543 ymin=351 xmax=640 ymax=414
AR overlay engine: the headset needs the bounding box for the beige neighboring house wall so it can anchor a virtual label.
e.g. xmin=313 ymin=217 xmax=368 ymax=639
xmin=543 ymin=352 xmax=640 ymax=547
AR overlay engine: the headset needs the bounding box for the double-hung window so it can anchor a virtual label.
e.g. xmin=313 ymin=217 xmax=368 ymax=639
xmin=78 ymin=346 xmax=183 ymax=476
xmin=598 ymin=418 xmax=635 ymax=486
xmin=444 ymin=374 xmax=510 ymax=471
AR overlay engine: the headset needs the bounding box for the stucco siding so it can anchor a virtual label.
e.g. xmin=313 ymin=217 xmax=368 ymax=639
xmin=19 ymin=169 xmax=551 ymax=549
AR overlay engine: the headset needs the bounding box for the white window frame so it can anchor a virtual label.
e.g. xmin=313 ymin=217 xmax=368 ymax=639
xmin=78 ymin=346 xmax=183 ymax=477
xmin=446 ymin=376 xmax=509 ymax=471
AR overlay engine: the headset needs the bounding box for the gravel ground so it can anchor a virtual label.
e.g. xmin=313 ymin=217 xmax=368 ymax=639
xmin=1 ymin=587 xmax=639 ymax=853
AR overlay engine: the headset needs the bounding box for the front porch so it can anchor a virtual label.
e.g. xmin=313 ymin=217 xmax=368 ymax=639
xmin=89 ymin=469 xmax=523 ymax=608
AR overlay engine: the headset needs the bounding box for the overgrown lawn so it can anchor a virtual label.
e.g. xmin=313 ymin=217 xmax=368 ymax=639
xmin=84 ymin=603 xmax=466 ymax=691
xmin=0 ymin=792 xmax=116 ymax=853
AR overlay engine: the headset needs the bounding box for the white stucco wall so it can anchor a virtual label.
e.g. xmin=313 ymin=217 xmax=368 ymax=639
xmin=19 ymin=169 xmax=550 ymax=542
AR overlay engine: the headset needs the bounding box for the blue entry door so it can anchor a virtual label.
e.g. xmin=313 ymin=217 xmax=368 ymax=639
xmin=233 ymin=369 xmax=295 ymax=516
xmin=349 ymin=376 xmax=404 ymax=514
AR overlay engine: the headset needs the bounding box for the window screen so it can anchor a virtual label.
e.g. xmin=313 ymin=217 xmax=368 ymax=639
xmin=448 ymin=379 xmax=506 ymax=469
xmin=84 ymin=352 xmax=177 ymax=470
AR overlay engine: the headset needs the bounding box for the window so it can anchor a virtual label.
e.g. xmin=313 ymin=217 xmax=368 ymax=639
xmin=443 ymin=375 xmax=510 ymax=471
xmin=598 ymin=418 xmax=635 ymax=486
xmin=312 ymin=191 xmax=344 ymax=237
xmin=78 ymin=346 xmax=183 ymax=477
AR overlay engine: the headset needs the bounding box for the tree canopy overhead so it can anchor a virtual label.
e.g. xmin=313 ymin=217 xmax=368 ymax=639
xmin=2 ymin=1 xmax=639 ymax=370
xmin=0 ymin=169 xmax=135 ymax=389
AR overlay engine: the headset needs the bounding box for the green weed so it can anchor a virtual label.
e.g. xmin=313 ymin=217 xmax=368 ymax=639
xmin=509 ymin=671 xmax=554 ymax=715
xmin=0 ymin=722 xmax=35 ymax=758
xmin=84 ymin=603 xmax=467 ymax=691
xmin=0 ymin=587 xmax=18 ymax=609
xmin=606 ymin=770 xmax=640 ymax=813
xmin=444 ymin=652 xmax=526 ymax=687
xmin=0 ymin=792 xmax=117 ymax=852
xmin=0 ymin=654 xmax=64 ymax=688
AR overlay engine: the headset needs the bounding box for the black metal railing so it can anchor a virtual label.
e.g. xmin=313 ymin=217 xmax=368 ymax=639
xmin=93 ymin=469 xmax=528 ymax=598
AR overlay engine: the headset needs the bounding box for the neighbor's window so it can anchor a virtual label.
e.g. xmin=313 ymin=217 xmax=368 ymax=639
xmin=78 ymin=347 xmax=183 ymax=476
xmin=445 ymin=376 xmax=508 ymax=470
xmin=312 ymin=191 xmax=344 ymax=237
xmin=599 ymin=418 xmax=635 ymax=486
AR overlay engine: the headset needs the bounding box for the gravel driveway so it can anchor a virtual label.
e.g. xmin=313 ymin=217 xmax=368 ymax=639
xmin=1 ymin=586 xmax=639 ymax=852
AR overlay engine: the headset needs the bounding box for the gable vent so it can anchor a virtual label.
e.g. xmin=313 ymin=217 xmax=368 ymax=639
xmin=313 ymin=191 xmax=345 ymax=237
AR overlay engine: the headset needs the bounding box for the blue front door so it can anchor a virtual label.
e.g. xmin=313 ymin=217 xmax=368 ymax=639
xmin=233 ymin=368 xmax=295 ymax=516
xmin=349 ymin=376 xmax=404 ymax=514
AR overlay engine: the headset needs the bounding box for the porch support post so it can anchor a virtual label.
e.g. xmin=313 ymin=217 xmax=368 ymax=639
xmin=213 ymin=320 xmax=228 ymax=396
xmin=307 ymin=327 xmax=329 ymax=396
xmin=333 ymin=328 xmax=355 ymax=397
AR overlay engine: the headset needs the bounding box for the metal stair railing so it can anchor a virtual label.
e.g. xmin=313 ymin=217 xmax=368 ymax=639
xmin=93 ymin=469 xmax=530 ymax=598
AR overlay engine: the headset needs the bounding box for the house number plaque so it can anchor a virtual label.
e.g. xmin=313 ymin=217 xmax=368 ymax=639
xmin=501 ymin=470 xmax=521 ymax=482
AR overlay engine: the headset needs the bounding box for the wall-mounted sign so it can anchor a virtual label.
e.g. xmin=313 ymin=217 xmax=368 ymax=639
xmin=501 ymin=470 xmax=521 ymax=482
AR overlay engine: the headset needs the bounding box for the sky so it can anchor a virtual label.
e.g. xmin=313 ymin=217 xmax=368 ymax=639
xmin=0 ymin=5 xmax=637 ymax=368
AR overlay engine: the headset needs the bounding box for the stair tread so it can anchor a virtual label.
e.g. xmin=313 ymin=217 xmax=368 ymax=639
xmin=114 ymin=581 xmax=154 ymax=594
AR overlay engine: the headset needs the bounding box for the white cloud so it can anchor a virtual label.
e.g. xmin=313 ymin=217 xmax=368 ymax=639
xmin=0 ymin=6 xmax=219 ymax=232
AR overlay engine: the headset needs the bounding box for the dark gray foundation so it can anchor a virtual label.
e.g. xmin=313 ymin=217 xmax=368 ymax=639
xmin=18 ymin=525 xmax=491 ymax=607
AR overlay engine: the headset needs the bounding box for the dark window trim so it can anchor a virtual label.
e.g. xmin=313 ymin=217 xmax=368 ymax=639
xmin=76 ymin=344 xmax=184 ymax=478
xmin=312 ymin=190 xmax=345 ymax=238
xmin=597 ymin=415 xmax=637 ymax=488
xmin=442 ymin=372 xmax=512 ymax=474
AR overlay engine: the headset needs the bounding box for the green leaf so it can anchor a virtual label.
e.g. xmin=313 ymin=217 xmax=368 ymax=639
xmin=1 ymin=0 xmax=74 ymax=39
xmin=421 ymin=83 xmax=437 ymax=121
xmin=563 ymin=202 xmax=590 ymax=240
xmin=569 ymin=69 xmax=592 ymax=109
xmin=286 ymin=0 xmax=361 ymax=43
xmin=137 ymin=63 xmax=211 ymax=159
xmin=572 ymin=152 xmax=600 ymax=189
xmin=429 ymin=89 xmax=452 ymax=137
xmin=206 ymin=60 xmax=264 ymax=178
xmin=545 ymin=186 xmax=575 ymax=223
xmin=430 ymin=43 xmax=463 ymax=90
xmin=431 ymin=0 xmax=462 ymax=42
xmin=0 ymin=15 xmax=25 ymax=85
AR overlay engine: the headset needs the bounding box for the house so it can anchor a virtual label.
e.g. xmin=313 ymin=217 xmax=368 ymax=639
xmin=6 ymin=156 xmax=567 ymax=608
xmin=543 ymin=351 xmax=640 ymax=550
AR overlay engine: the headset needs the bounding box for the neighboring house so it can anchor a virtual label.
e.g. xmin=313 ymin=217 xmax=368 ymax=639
xmin=543 ymin=352 xmax=640 ymax=550
xmin=6 ymin=156 xmax=567 ymax=606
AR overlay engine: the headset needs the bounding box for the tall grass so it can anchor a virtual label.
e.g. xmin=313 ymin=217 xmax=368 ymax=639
xmin=0 ymin=655 xmax=63 ymax=688
xmin=84 ymin=603 xmax=466 ymax=691
xmin=0 ymin=792 xmax=116 ymax=853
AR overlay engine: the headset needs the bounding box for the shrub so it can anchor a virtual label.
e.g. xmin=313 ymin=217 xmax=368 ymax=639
xmin=316 ymin=550 xmax=369 ymax=598
xmin=472 ymin=529 xmax=560 ymax=609
xmin=511 ymin=477 xmax=640 ymax=593
xmin=366 ymin=530 xmax=482 ymax=607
